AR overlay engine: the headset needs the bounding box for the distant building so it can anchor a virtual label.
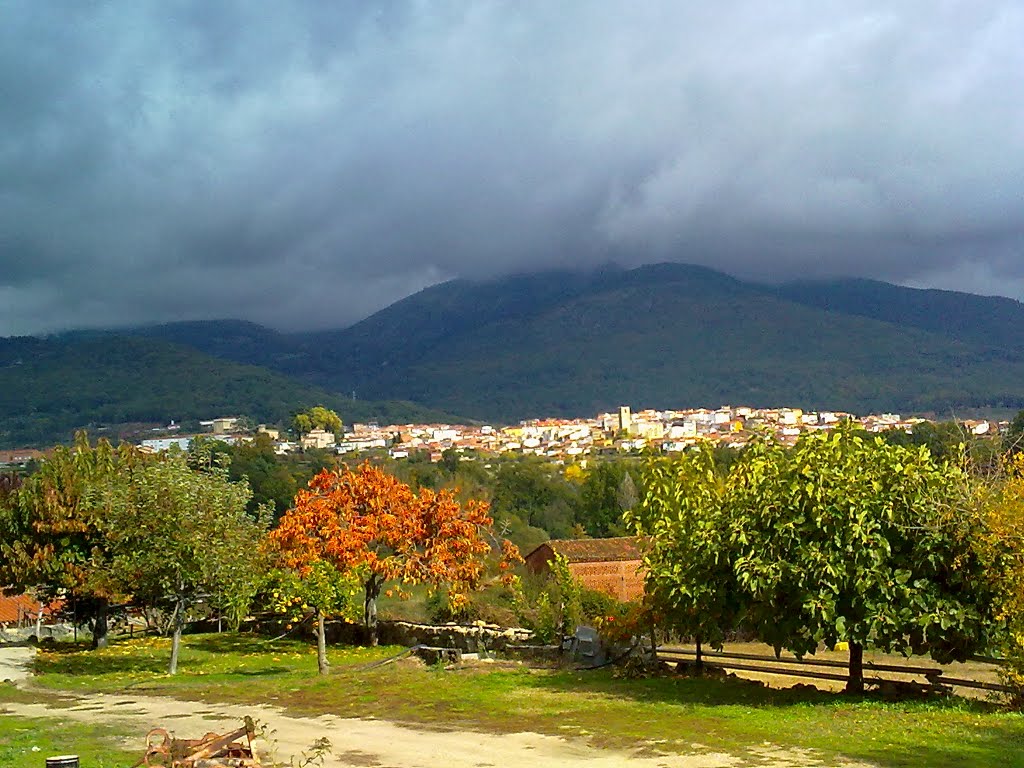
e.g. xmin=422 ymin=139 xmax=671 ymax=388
xmin=140 ymin=436 xmax=194 ymax=452
xmin=668 ymin=421 xmax=697 ymax=439
xmin=618 ymin=405 xmax=632 ymax=434
xmin=631 ymin=420 xmax=665 ymax=440
xmin=779 ymin=409 xmax=803 ymax=426
xmin=211 ymin=417 xmax=239 ymax=434
xmin=300 ymin=428 xmax=336 ymax=450
xmin=0 ymin=448 xmax=46 ymax=467
xmin=525 ymin=537 xmax=645 ymax=602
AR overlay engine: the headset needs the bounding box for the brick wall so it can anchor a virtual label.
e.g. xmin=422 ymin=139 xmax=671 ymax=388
xmin=568 ymin=559 xmax=645 ymax=602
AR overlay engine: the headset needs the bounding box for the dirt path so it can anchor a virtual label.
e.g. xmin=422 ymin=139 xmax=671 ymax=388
xmin=0 ymin=647 xmax=871 ymax=768
xmin=0 ymin=644 xmax=34 ymax=684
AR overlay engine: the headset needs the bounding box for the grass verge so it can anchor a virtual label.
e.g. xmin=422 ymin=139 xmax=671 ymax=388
xmin=6 ymin=632 xmax=1024 ymax=768
xmin=0 ymin=709 xmax=137 ymax=768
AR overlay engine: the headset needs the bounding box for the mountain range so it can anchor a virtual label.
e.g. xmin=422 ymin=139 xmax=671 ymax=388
xmin=0 ymin=334 xmax=456 ymax=448
xmin=5 ymin=262 xmax=1024 ymax=447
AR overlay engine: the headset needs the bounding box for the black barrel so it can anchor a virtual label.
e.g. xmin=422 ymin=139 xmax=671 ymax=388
xmin=46 ymin=757 xmax=79 ymax=768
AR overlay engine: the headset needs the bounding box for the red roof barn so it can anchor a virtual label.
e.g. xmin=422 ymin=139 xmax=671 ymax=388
xmin=524 ymin=537 xmax=645 ymax=602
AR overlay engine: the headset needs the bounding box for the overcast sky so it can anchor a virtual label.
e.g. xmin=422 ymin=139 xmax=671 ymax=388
xmin=2 ymin=1 xmax=1023 ymax=336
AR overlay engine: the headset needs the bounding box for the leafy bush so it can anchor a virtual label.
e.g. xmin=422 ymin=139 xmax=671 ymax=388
xmin=510 ymin=554 xmax=583 ymax=643
xmin=579 ymin=587 xmax=620 ymax=623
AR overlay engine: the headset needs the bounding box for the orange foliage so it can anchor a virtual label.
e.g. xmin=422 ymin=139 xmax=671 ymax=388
xmin=269 ymin=463 xmax=518 ymax=603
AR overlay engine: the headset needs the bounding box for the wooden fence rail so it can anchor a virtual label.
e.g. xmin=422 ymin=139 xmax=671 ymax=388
xmin=657 ymin=646 xmax=1013 ymax=695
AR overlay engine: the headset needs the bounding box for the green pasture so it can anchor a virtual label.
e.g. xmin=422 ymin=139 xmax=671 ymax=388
xmin=0 ymin=633 xmax=1020 ymax=768
xmin=0 ymin=710 xmax=136 ymax=768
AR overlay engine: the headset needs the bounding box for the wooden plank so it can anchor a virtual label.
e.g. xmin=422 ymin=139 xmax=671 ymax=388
xmin=658 ymin=647 xmax=942 ymax=676
xmin=932 ymin=676 xmax=1013 ymax=693
xmin=672 ymin=659 xmax=859 ymax=685
xmin=968 ymin=654 xmax=1004 ymax=665
xmin=658 ymin=648 xmax=1014 ymax=694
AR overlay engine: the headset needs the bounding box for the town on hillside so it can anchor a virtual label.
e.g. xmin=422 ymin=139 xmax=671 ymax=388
xmin=2 ymin=406 xmax=1004 ymax=470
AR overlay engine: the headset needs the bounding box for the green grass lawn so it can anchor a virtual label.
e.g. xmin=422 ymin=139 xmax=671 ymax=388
xmin=0 ymin=711 xmax=137 ymax=768
xmin=7 ymin=632 xmax=1024 ymax=768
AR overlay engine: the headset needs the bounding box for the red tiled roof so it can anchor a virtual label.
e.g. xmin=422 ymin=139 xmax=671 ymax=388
xmin=0 ymin=593 xmax=44 ymax=624
xmin=532 ymin=537 xmax=643 ymax=563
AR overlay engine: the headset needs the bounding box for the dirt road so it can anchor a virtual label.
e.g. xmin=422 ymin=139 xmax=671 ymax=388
xmin=0 ymin=646 xmax=871 ymax=768
xmin=0 ymin=644 xmax=33 ymax=684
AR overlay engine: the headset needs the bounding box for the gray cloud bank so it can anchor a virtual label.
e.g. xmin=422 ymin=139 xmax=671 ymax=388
xmin=2 ymin=1 xmax=1023 ymax=336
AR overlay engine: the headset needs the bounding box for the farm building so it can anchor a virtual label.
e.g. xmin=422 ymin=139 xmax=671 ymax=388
xmin=0 ymin=593 xmax=51 ymax=626
xmin=524 ymin=537 xmax=645 ymax=602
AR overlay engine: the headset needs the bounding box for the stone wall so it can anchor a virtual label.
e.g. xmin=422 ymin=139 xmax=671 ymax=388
xmin=0 ymin=623 xmax=75 ymax=645
xmin=246 ymin=616 xmax=536 ymax=653
xmin=375 ymin=620 xmax=534 ymax=653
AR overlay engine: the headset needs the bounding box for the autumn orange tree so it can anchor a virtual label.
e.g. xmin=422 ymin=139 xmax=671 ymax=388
xmin=269 ymin=462 xmax=519 ymax=647
xmin=977 ymin=452 xmax=1024 ymax=703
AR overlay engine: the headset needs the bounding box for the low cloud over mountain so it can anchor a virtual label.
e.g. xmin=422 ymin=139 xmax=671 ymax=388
xmin=2 ymin=2 xmax=1023 ymax=335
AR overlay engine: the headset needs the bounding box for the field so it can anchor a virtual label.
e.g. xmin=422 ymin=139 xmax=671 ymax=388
xmin=0 ymin=632 xmax=1022 ymax=767
xmin=0 ymin=712 xmax=137 ymax=768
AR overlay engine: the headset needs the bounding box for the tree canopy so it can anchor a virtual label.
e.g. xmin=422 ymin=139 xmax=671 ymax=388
xmin=269 ymin=463 xmax=517 ymax=645
xmin=0 ymin=434 xmax=147 ymax=647
xmin=630 ymin=427 xmax=1001 ymax=692
xmin=293 ymin=406 xmax=343 ymax=436
xmin=629 ymin=446 xmax=742 ymax=660
xmin=99 ymin=451 xmax=270 ymax=673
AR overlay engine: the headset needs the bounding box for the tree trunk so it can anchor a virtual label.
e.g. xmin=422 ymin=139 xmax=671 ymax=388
xmin=35 ymin=601 xmax=43 ymax=642
xmin=846 ymin=641 xmax=864 ymax=694
xmin=316 ymin=609 xmax=329 ymax=675
xmin=92 ymin=598 xmax=109 ymax=649
xmin=364 ymin=575 xmax=383 ymax=647
xmin=168 ymin=598 xmax=185 ymax=675
xmin=695 ymin=636 xmax=703 ymax=671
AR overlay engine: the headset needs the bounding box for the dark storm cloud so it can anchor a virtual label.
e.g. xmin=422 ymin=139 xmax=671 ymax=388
xmin=2 ymin=1 xmax=1023 ymax=336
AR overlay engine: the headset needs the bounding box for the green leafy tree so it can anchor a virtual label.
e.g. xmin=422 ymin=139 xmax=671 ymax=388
xmin=268 ymin=561 xmax=360 ymax=675
xmin=293 ymin=406 xmax=343 ymax=436
xmin=577 ymin=461 xmax=632 ymax=537
xmin=222 ymin=433 xmax=299 ymax=518
xmin=628 ymin=446 xmax=742 ymax=665
xmin=510 ymin=554 xmax=583 ymax=643
xmin=634 ymin=427 xmax=1000 ymax=693
xmin=293 ymin=413 xmax=313 ymax=435
xmin=880 ymin=419 xmax=1003 ymax=472
xmin=439 ymin=447 xmax=461 ymax=476
xmin=1006 ymin=410 xmax=1024 ymax=458
xmin=727 ymin=427 xmax=997 ymax=693
xmin=100 ymin=453 xmax=270 ymax=674
xmin=492 ymin=459 xmax=577 ymax=539
xmin=0 ymin=433 xmax=146 ymax=648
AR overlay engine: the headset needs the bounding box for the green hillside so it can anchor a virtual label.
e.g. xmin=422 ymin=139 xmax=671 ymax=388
xmin=0 ymin=335 xmax=458 ymax=448
xmin=10 ymin=263 xmax=1024 ymax=439
xmin=295 ymin=264 xmax=1024 ymax=420
xmin=775 ymin=278 xmax=1024 ymax=350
